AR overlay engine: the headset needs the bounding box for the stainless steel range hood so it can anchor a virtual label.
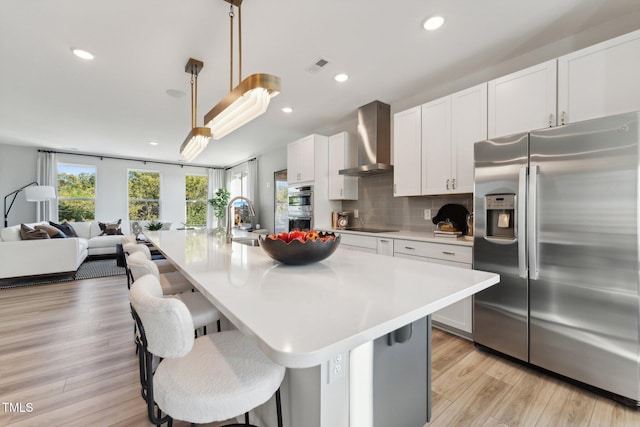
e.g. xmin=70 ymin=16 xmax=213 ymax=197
xmin=339 ymin=100 xmax=393 ymax=176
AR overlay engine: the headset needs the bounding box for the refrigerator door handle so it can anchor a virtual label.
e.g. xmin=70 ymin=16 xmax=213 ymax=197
xmin=528 ymin=164 xmax=539 ymax=280
xmin=518 ymin=166 xmax=528 ymax=278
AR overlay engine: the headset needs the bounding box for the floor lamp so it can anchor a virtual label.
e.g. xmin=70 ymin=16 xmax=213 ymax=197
xmin=3 ymin=182 xmax=56 ymax=227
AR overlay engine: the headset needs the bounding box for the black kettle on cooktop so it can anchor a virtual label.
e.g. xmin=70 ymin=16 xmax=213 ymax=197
xmin=431 ymin=204 xmax=469 ymax=235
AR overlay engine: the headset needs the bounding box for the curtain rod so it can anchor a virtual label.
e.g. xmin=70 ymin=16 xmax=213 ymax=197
xmin=37 ymin=149 xmax=224 ymax=170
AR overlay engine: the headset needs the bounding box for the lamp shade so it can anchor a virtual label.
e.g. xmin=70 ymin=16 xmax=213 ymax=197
xmin=180 ymin=127 xmax=212 ymax=162
xmin=204 ymin=73 xmax=281 ymax=140
xmin=24 ymin=185 xmax=56 ymax=201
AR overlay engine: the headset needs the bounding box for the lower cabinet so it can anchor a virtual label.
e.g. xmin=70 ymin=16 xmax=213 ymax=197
xmin=340 ymin=234 xmax=393 ymax=256
xmin=394 ymin=239 xmax=473 ymax=337
xmin=341 ymin=234 xmax=473 ymax=336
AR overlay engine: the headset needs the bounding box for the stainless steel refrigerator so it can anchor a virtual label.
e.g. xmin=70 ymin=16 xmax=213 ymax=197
xmin=473 ymin=111 xmax=640 ymax=405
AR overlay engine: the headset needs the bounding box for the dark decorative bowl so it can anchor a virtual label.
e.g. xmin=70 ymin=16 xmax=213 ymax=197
xmin=258 ymin=232 xmax=341 ymax=265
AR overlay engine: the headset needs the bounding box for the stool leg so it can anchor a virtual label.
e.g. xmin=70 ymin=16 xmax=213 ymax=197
xmin=217 ymin=319 xmax=222 ymax=332
xmin=276 ymin=388 xmax=283 ymax=427
xmin=244 ymin=412 xmax=250 ymax=425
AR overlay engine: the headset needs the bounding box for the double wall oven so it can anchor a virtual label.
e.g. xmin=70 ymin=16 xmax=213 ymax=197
xmin=288 ymin=185 xmax=313 ymax=231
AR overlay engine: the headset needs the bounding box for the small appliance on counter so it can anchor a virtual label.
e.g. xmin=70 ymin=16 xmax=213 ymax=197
xmin=336 ymin=212 xmax=350 ymax=229
xmin=431 ymin=204 xmax=469 ymax=238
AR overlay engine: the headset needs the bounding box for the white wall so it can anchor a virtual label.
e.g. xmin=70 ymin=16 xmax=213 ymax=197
xmin=0 ymin=144 xmax=221 ymax=231
xmin=0 ymin=144 xmax=39 ymax=229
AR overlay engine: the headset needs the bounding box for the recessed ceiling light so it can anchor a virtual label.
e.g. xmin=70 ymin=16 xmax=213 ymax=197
xmin=281 ymin=107 xmax=293 ymax=113
xmin=149 ymin=141 xmax=158 ymax=146
xmin=71 ymin=48 xmax=95 ymax=60
xmin=423 ymin=16 xmax=444 ymax=31
xmin=334 ymin=73 xmax=349 ymax=82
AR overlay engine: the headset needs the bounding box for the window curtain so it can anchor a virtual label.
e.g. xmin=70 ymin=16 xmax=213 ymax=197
xmin=247 ymin=159 xmax=258 ymax=229
xmin=36 ymin=151 xmax=57 ymax=222
xmin=207 ymin=168 xmax=226 ymax=229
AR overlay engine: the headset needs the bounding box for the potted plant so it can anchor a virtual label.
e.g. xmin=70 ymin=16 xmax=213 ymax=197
xmin=208 ymin=188 xmax=230 ymax=233
xmin=146 ymin=220 xmax=164 ymax=231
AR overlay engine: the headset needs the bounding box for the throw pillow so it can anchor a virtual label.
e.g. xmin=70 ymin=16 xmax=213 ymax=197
xmin=49 ymin=221 xmax=78 ymax=237
xmin=99 ymin=219 xmax=123 ymax=236
xmin=20 ymin=224 xmax=51 ymax=240
xmin=35 ymin=224 xmax=67 ymax=238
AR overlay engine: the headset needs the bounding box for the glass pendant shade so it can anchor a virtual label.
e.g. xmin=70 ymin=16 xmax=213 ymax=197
xmin=180 ymin=127 xmax=212 ymax=162
xmin=180 ymin=58 xmax=211 ymax=162
xmin=204 ymin=73 xmax=281 ymax=140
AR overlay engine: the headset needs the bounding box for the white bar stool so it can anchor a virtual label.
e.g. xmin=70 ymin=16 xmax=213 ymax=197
xmin=130 ymin=274 xmax=284 ymax=427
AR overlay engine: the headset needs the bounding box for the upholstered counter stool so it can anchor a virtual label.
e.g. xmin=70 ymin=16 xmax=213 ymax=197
xmin=126 ymin=251 xmax=193 ymax=295
xmin=123 ymin=242 xmax=175 ymax=274
xmin=130 ymin=274 xmax=285 ymax=427
xmin=126 ymin=252 xmax=220 ymax=336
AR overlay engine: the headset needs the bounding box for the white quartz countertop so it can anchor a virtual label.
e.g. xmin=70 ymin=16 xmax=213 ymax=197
xmin=328 ymin=228 xmax=474 ymax=247
xmin=146 ymin=229 xmax=497 ymax=368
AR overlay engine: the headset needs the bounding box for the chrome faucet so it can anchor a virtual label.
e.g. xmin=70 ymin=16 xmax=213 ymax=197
xmin=226 ymin=196 xmax=256 ymax=243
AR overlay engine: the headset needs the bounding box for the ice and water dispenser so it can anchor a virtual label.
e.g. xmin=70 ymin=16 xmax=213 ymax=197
xmin=485 ymin=194 xmax=516 ymax=239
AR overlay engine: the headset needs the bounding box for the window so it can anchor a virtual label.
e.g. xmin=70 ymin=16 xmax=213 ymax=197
xmin=185 ymin=175 xmax=208 ymax=226
xmin=229 ymin=171 xmax=250 ymax=226
xmin=128 ymin=170 xmax=160 ymax=220
xmin=57 ymin=163 xmax=96 ymax=222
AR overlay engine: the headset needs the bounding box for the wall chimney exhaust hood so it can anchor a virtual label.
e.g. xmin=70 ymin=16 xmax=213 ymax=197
xmin=339 ymin=100 xmax=393 ymax=176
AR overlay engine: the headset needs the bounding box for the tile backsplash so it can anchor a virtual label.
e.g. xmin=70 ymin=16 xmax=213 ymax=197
xmin=341 ymin=173 xmax=472 ymax=232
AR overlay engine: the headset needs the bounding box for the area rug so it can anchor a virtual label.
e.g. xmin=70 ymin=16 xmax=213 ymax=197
xmin=0 ymin=258 xmax=125 ymax=290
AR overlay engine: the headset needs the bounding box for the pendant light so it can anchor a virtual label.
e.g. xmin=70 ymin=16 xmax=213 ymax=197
xmin=203 ymin=0 xmax=281 ymax=140
xmin=180 ymin=58 xmax=212 ymax=162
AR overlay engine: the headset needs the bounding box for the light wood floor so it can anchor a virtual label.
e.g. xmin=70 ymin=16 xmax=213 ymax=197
xmin=1 ymin=276 xmax=639 ymax=427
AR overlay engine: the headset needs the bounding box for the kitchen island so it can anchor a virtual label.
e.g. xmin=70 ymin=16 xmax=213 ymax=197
xmin=146 ymin=229 xmax=499 ymax=427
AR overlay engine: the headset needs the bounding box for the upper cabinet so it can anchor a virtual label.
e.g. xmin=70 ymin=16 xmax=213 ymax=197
xmin=287 ymin=135 xmax=316 ymax=184
xmin=328 ymin=132 xmax=358 ymax=200
xmin=287 ymin=134 xmax=338 ymax=229
xmin=391 ymin=30 xmax=640 ymax=197
xmin=422 ymin=83 xmax=487 ymax=195
xmin=558 ymin=29 xmax=640 ymax=125
xmin=488 ymin=59 xmax=557 ymax=138
xmin=393 ymin=106 xmax=422 ymax=197
xmin=394 ymin=84 xmax=486 ymax=197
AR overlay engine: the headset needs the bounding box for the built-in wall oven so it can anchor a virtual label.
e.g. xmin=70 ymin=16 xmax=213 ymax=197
xmin=288 ymin=185 xmax=313 ymax=231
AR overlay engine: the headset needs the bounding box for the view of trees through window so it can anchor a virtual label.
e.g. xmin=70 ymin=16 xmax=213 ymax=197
xmin=186 ymin=175 xmax=208 ymax=226
xmin=57 ymin=164 xmax=96 ymax=222
xmin=128 ymin=170 xmax=160 ymax=220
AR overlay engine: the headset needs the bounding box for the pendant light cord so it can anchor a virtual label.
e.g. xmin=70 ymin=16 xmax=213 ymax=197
xmin=228 ymin=2 xmax=242 ymax=91
xmin=190 ymin=68 xmax=196 ymax=128
xmin=229 ymin=5 xmax=234 ymax=91
xmin=238 ymin=4 xmax=242 ymax=86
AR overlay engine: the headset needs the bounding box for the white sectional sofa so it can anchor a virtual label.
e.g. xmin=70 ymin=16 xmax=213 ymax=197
xmin=0 ymin=220 xmax=130 ymax=280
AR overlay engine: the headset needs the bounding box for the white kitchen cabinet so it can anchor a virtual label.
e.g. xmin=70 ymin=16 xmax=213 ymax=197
xmin=394 ymin=239 xmax=473 ymax=336
xmin=376 ymin=237 xmax=394 ymax=257
xmin=420 ymin=96 xmax=451 ymax=195
xmin=488 ymin=59 xmax=557 ymax=138
xmin=340 ymin=233 xmax=378 ymax=254
xmin=393 ymin=106 xmax=422 ymax=197
xmin=328 ymin=132 xmax=358 ymax=200
xmin=340 ymin=233 xmax=393 ymax=257
xmin=421 ymin=83 xmax=487 ymax=195
xmin=558 ymin=29 xmax=640 ymax=125
xmin=287 ymin=134 xmax=339 ymax=229
xmin=287 ymin=135 xmax=317 ymax=184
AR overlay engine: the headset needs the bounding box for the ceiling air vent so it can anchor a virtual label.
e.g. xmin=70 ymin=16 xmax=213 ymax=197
xmin=306 ymin=58 xmax=330 ymax=74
